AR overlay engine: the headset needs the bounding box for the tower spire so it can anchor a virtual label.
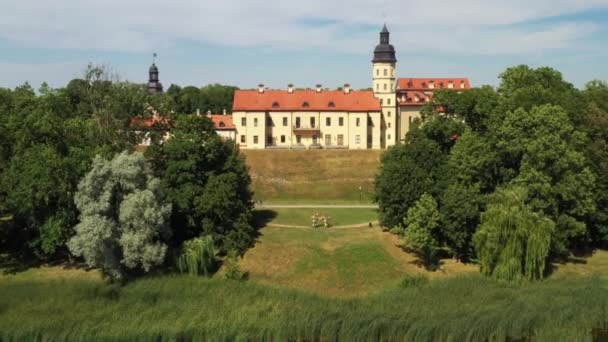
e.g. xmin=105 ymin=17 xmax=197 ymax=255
xmin=147 ymin=54 xmax=163 ymax=95
xmin=372 ymin=24 xmax=396 ymax=63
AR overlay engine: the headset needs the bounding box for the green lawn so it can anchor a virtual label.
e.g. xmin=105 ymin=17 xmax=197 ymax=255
xmin=243 ymin=149 xmax=381 ymax=204
xmin=259 ymin=208 xmax=378 ymax=227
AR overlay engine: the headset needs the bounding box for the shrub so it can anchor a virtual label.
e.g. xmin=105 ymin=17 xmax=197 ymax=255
xmin=177 ymin=236 xmax=218 ymax=276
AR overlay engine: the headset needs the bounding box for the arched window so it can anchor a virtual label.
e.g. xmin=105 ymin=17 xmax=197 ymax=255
xmin=272 ymin=101 xmax=280 ymax=109
xmin=219 ymin=122 xmax=225 ymax=127
xmin=302 ymin=101 xmax=310 ymax=108
xmin=328 ymin=101 xmax=335 ymax=108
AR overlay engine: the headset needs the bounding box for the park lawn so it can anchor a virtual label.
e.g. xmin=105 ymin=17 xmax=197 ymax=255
xmin=262 ymin=208 xmax=378 ymax=227
xmin=237 ymin=224 xmax=478 ymax=297
xmin=243 ymin=149 xmax=382 ymax=204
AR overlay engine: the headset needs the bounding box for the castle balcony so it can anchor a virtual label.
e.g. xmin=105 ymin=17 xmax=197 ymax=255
xmin=292 ymin=125 xmax=320 ymax=132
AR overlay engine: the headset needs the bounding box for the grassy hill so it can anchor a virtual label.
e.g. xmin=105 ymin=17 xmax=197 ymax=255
xmin=242 ymin=150 xmax=383 ymax=204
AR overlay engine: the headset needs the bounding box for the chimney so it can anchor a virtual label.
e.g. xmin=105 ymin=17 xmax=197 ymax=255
xmin=223 ymin=108 xmax=227 ymax=115
xmin=287 ymin=84 xmax=294 ymax=93
xmin=258 ymin=83 xmax=265 ymax=93
xmin=343 ymin=83 xmax=351 ymax=94
xmin=316 ymin=84 xmax=322 ymax=93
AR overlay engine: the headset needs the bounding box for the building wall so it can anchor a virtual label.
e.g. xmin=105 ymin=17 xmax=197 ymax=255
xmin=398 ymin=105 xmax=422 ymax=142
xmin=372 ymin=62 xmax=397 ymax=148
xmin=348 ymin=112 xmax=369 ymax=149
xmin=216 ymin=130 xmax=235 ymax=140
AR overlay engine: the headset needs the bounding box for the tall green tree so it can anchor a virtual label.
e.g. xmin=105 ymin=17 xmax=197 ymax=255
xmin=401 ymin=193 xmax=440 ymax=269
xmin=474 ymin=186 xmax=554 ymax=282
xmin=68 ymin=152 xmax=171 ymax=281
xmin=146 ymin=114 xmax=254 ymax=252
xmin=494 ymin=104 xmax=595 ymax=253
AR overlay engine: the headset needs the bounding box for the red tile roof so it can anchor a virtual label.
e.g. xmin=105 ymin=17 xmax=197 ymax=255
xmin=396 ymin=78 xmax=471 ymax=106
xmin=232 ymin=89 xmax=381 ymax=112
xmin=207 ymin=114 xmax=235 ymax=130
xmin=397 ymin=78 xmax=471 ymax=91
xmin=129 ymin=115 xmax=172 ymax=129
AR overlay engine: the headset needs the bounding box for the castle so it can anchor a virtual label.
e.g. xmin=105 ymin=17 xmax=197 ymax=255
xmin=147 ymin=25 xmax=471 ymax=149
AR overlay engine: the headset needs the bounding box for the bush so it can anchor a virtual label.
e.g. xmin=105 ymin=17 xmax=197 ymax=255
xmin=224 ymin=250 xmax=244 ymax=281
xmin=176 ymin=236 xmax=218 ymax=276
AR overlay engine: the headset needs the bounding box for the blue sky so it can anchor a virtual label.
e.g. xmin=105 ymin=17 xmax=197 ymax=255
xmin=0 ymin=0 xmax=607 ymax=90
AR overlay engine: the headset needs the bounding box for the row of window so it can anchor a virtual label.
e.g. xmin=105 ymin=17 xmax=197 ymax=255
xmin=241 ymin=133 xmax=392 ymax=145
xmin=375 ymin=68 xmax=394 ymax=77
xmin=241 ymin=116 xmax=380 ymax=128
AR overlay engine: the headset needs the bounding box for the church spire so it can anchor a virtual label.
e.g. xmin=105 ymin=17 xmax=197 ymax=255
xmin=372 ymin=24 xmax=397 ymax=63
xmin=147 ymin=53 xmax=163 ymax=95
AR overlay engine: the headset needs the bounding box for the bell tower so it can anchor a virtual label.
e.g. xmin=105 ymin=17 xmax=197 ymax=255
xmin=147 ymin=53 xmax=164 ymax=95
xmin=372 ymin=24 xmax=397 ymax=147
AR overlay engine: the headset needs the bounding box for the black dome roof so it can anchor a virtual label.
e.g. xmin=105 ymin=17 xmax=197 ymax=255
xmin=149 ymin=63 xmax=158 ymax=73
xmin=372 ymin=24 xmax=397 ymax=63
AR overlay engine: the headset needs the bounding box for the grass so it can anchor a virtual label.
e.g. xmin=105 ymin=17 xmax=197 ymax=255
xmin=0 ymin=267 xmax=607 ymax=341
xmin=239 ymin=224 xmax=477 ymax=297
xmin=242 ymin=149 xmax=382 ymax=204
xmin=262 ymin=208 xmax=378 ymax=227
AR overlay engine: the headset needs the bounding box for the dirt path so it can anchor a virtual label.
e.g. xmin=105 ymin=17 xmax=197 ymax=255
xmin=266 ymin=220 xmax=380 ymax=229
xmin=256 ymin=204 xmax=379 ymax=209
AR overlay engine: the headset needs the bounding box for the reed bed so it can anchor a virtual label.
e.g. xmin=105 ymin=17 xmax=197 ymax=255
xmin=0 ymin=274 xmax=607 ymax=341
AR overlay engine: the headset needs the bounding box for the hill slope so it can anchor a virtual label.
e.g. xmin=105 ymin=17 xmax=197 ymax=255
xmin=242 ymin=150 xmax=383 ymax=204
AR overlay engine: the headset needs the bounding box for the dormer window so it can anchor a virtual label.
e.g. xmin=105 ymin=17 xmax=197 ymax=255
xmin=429 ymin=81 xmax=435 ymax=89
xmin=219 ymin=122 xmax=225 ymax=127
xmin=272 ymin=101 xmax=280 ymax=109
xmin=421 ymin=82 xmax=427 ymax=87
xmin=328 ymin=101 xmax=335 ymax=108
xmin=407 ymin=81 xmax=413 ymax=87
xmin=460 ymin=81 xmax=466 ymax=89
xmin=439 ymin=82 xmax=444 ymax=88
xmin=302 ymin=101 xmax=310 ymax=108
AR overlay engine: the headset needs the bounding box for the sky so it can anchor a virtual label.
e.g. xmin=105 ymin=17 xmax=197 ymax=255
xmin=0 ymin=0 xmax=607 ymax=91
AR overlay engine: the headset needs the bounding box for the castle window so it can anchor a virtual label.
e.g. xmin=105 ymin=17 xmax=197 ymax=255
xmin=388 ymin=122 xmax=391 ymax=128
xmin=388 ymin=134 xmax=391 ymax=140
xmin=281 ymin=135 xmax=286 ymax=143
xmin=296 ymin=135 xmax=302 ymax=144
xmin=376 ymin=69 xmax=379 ymax=76
xmin=339 ymin=117 xmax=344 ymax=126
xmin=355 ymin=135 xmax=361 ymax=144
xmin=241 ymin=117 xmax=246 ymax=126
xmin=302 ymin=101 xmax=310 ymax=108
xmin=387 ymin=98 xmax=391 ymax=105
xmin=387 ymin=111 xmax=391 ymax=117
xmin=254 ymin=118 xmax=258 ymax=127
xmin=253 ymin=135 xmax=258 ymax=144
xmin=282 ymin=117 xmax=288 ymax=126
xmin=383 ymin=83 xmax=387 ymax=91
xmin=356 ymin=118 xmax=360 ymax=127
xmin=240 ymin=135 xmax=245 ymax=143
xmin=272 ymin=101 xmax=280 ymax=109
xmin=376 ymin=84 xmax=379 ymax=91
xmin=383 ymin=69 xmax=387 ymax=76
xmin=310 ymin=117 xmax=316 ymax=128
xmin=326 ymin=117 xmax=331 ymax=126
xmin=328 ymin=101 xmax=335 ymax=108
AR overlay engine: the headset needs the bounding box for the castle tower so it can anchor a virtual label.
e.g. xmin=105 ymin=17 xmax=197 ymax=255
xmin=147 ymin=54 xmax=164 ymax=95
xmin=372 ymin=24 xmax=397 ymax=147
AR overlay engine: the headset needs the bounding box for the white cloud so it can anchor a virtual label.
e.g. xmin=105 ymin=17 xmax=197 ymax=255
xmin=0 ymin=0 xmax=605 ymax=54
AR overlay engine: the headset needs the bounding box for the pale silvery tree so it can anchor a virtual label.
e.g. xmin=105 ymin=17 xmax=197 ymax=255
xmin=68 ymin=151 xmax=171 ymax=280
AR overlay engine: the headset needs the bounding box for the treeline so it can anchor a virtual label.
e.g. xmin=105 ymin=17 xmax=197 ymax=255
xmin=0 ymin=65 xmax=249 ymax=281
xmin=375 ymin=65 xmax=608 ymax=281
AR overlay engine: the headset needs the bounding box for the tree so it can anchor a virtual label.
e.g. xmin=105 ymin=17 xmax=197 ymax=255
xmin=401 ymin=193 xmax=440 ymax=269
xmin=494 ymin=105 xmax=595 ymax=254
xmin=439 ymin=183 xmax=482 ymax=259
xmin=474 ymin=186 xmax=554 ymax=282
xmin=146 ymin=114 xmax=254 ymax=253
xmin=580 ymin=82 xmax=608 ymax=246
xmin=375 ymin=135 xmax=447 ymax=228
xmin=67 ymin=152 xmax=171 ymax=280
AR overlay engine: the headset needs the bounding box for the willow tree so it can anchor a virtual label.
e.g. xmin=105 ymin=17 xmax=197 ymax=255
xmin=68 ymin=152 xmax=171 ymax=281
xmin=474 ymin=186 xmax=554 ymax=282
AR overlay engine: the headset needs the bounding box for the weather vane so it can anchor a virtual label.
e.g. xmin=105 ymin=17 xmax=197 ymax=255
xmin=153 ymin=52 xmax=157 ymax=64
